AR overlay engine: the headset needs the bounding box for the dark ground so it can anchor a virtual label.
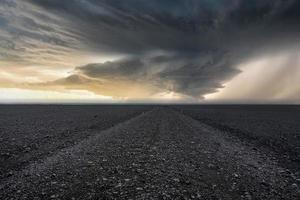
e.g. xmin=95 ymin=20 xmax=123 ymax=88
xmin=0 ymin=105 xmax=299 ymax=199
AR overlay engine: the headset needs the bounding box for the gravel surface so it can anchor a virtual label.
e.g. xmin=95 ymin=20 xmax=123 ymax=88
xmin=0 ymin=106 xmax=299 ymax=199
xmin=0 ymin=105 xmax=151 ymax=179
xmin=176 ymin=105 xmax=300 ymax=172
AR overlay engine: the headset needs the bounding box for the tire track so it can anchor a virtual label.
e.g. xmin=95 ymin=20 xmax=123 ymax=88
xmin=171 ymin=109 xmax=299 ymax=199
xmin=0 ymin=107 xmax=299 ymax=199
xmin=0 ymin=107 xmax=151 ymax=180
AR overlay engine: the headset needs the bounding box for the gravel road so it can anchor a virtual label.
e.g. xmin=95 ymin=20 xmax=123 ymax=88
xmin=0 ymin=107 xmax=299 ymax=199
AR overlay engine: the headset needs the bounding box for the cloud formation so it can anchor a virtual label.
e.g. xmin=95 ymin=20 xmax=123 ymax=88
xmin=0 ymin=0 xmax=300 ymax=101
xmin=205 ymin=51 xmax=300 ymax=103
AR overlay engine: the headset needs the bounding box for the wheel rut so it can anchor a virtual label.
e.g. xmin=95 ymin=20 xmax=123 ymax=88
xmin=0 ymin=107 xmax=299 ymax=200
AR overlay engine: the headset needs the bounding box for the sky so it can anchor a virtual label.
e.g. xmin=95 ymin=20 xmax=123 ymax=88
xmin=0 ymin=0 xmax=299 ymax=103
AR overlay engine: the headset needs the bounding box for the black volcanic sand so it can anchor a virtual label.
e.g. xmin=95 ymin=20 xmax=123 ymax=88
xmin=0 ymin=106 xmax=299 ymax=199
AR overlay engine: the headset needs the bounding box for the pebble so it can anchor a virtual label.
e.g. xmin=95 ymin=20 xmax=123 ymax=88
xmin=1 ymin=152 xmax=11 ymax=157
xmin=7 ymin=171 xmax=14 ymax=176
xmin=292 ymin=183 xmax=298 ymax=189
xmin=244 ymin=192 xmax=252 ymax=200
xmin=260 ymin=181 xmax=269 ymax=186
xmin=115 ymin=183 xmax=122 ymax=188
xmin=208 ymin=164 xmax=215 ymax=169
xmin=173 ymin=178 xmax=180 ymax=183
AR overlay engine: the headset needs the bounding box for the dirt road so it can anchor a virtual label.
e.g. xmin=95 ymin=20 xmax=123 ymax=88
xmin=0 ymin=107 xmax=299 ymax=199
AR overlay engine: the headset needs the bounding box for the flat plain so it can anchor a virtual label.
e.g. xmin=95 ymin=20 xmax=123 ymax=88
xmin=0 ymin=105 xmax=299 ymax=199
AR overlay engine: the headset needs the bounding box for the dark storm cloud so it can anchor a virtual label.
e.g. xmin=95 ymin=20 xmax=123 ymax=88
xmin=27 ymin=0 xmax=300 ymax=53
xmin=75 ymin=53 xmax=239 ymax=98
xmin=77 ymin=58 xmax=146 ymax=79
xmin=1 ymin=0 xmax=300 ymax=98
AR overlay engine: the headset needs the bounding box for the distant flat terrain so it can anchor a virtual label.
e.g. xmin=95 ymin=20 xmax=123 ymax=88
xmin=0 ymin=105 xmax=299 ymax=199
